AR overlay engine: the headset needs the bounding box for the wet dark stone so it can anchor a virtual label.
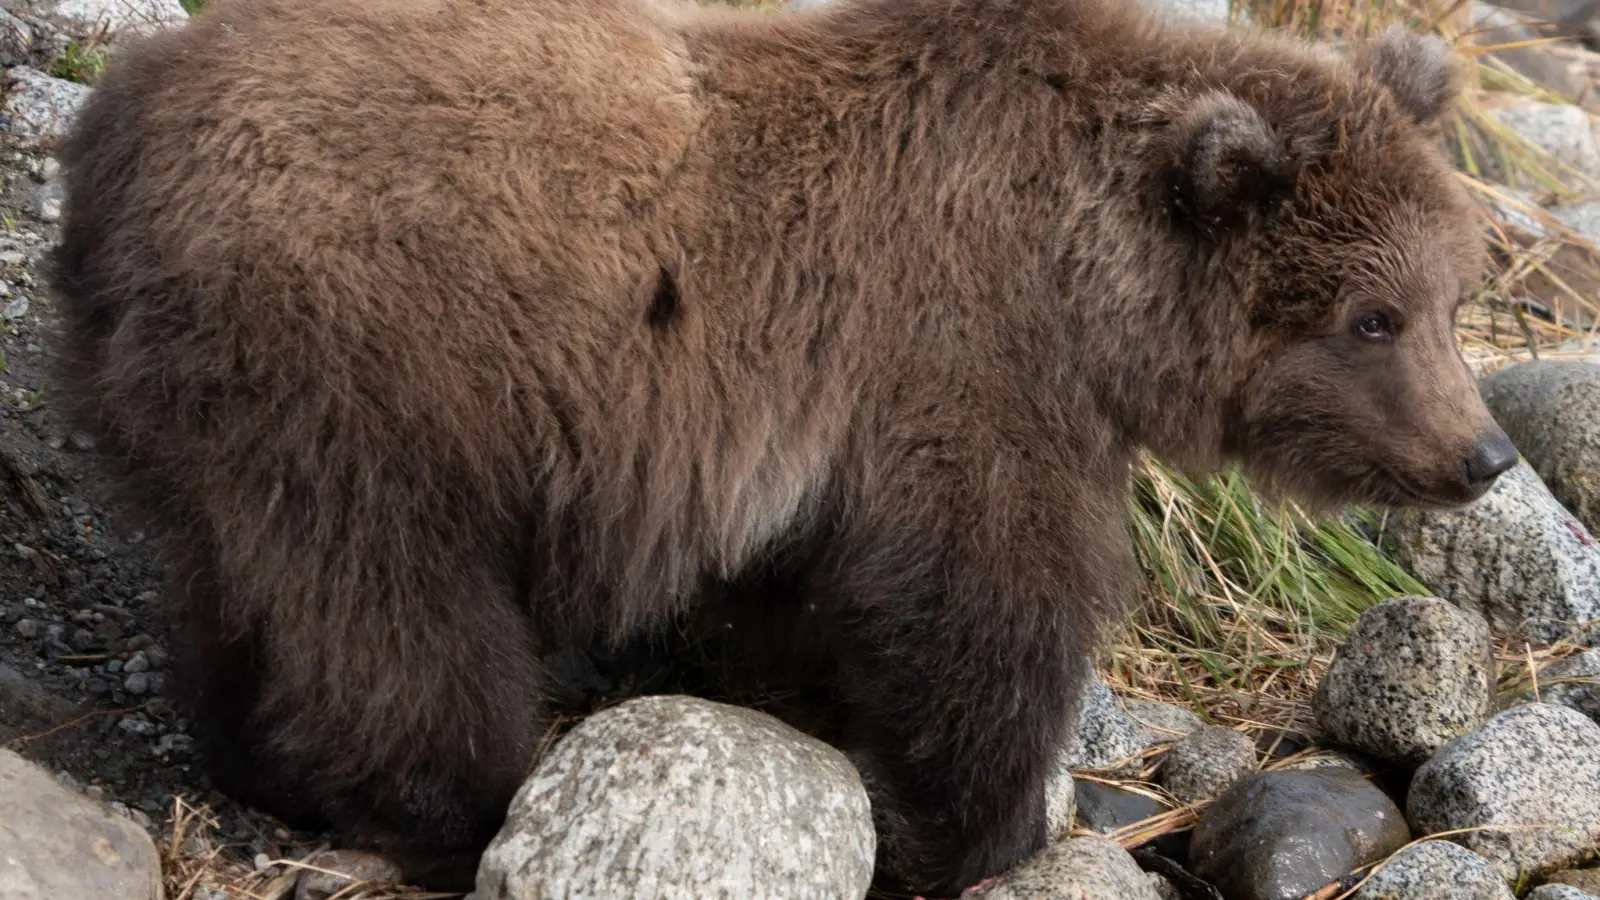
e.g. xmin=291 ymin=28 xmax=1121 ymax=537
xmin=1074 ymin=780 xmax=1165 ymax=834
xmin=1188 ymin=768 xmax=1412 ymax=900
xmin=1074 ymin=780 xmax=1189 ymax=862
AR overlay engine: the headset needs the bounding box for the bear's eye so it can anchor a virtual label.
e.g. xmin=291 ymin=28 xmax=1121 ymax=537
xmin=1354 ymin=312 xmax=1393 ymax=340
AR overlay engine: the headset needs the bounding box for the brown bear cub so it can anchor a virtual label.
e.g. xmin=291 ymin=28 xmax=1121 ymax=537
xmin=50 ymin=0 xmax=1516 ymax=893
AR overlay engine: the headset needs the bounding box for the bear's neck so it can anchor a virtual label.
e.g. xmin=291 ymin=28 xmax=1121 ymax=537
xmin=684 ymin=0 xmax=1275 ymax=478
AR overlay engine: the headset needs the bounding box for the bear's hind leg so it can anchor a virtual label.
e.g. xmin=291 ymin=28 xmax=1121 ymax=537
xmin=165 ymin=540 xmax=547 ymax=891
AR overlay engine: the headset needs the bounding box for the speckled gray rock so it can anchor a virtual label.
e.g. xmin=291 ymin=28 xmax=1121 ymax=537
xmin=28 ymin=181 xmax=60 ymax=224
xmin=35 ymin=0 xmax=187 ymax=36
xmin=0 ymin=748 xmax=165 ymax=899
xmin=1492 ymin=102 xmax=1600 ymax=176
xmin=1550 ymin=202 xmax=1600 ymax=244
xmin=1147 ymin=873 xmax=1183 ymax=900
xmin=1122 ymin=698 xmax=1204 ymax=747
xmin=1044 ymin=765 xmax=1076 ymax=841
xmin=1057 ymin=680 xmax=1144 ymax=776
xmin=1406 ymin=703 xmax=1600 ymax=883
xmin=473 ymin=695 xmax=875 ymax=900
xmin=1480 ymin=360 xmax=1600 ymax=535
xmin=1350 ymin=840 xmax=1514 ymax=900
xmin=1528 ymin=886 xmax=1600 ymax=900
xmin=1189 ymin=768 xmax=1412 ymax=900
xmin=1157 ymin=726 xmax=1257 ymax=804
xmin=0 ymin=11 xmax=37 ymax=69
xmin=1388 ymin=461 xmax=1600 ymax=645
xmin=1547 ymin=868 xmax=1600 ymax=893
xmin=962 ymin=836 xmax=1163 ymax=900
xmin=0 ymin=67 xmax=89 ymax=149
xmin=1510 ymin=650 xmax=1600 ymax=724
xmin=1313 ymin=596 xmax=1496 ymax=765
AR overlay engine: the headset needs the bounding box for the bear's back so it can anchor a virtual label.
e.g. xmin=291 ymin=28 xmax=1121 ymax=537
xmin=51 ymin=0 xmax=723 ymax=480
xmin=66 ymin=0 xmax=706 ymax=327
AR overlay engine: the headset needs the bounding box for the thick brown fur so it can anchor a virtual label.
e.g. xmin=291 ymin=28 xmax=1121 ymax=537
xmin=50 ymin=0 xmax=1516 ymax=894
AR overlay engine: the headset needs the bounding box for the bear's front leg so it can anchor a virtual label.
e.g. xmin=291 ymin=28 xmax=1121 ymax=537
xmin=831 ymin=575 xmax=1094 ymax=897
xmin=818 ymin=462 xmax=1127 ymax=898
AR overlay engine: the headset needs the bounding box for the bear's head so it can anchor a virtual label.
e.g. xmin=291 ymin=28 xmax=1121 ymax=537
xmin=1161 ymin=27 xmax=1517 ymax=510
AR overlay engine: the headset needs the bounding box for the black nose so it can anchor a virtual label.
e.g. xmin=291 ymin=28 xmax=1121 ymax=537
xmin=1463 ymin=430 xmax=1518 ymax=490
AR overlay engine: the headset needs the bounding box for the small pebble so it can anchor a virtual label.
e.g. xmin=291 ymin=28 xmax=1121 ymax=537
xmin=1546 ymin=870 xmax=1600 ymax=893
xmin=123 ymin=651 xmax=149 ymax=674
xmin=1122 ymin=698 xmax=1204 ymax=747
xmin=117 ymin=717 xmax=155 ymax=736
xmin=1527 ymin=887 xmax=1599 ymax=900
xmin=1158 ymin=726 xmax=1258 ymax=804
xmin=14 ymin=617 xmax=38 ymax=638
xmin=123 ymin=672 xmax=150 ymax=695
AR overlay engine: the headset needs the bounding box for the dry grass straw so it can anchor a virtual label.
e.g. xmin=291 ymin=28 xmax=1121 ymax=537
xmin=158 ymin=795 xmax=465 ymax=900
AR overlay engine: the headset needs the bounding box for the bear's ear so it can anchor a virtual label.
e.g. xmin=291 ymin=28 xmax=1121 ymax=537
xmin=1355 ymin=25 xmax=1463 ymax=127
xmin=1163 ymin=91 xmax=1292 ymax=237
